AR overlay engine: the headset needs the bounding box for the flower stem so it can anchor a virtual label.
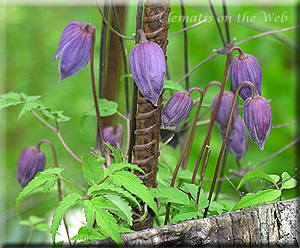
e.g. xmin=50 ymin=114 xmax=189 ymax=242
xmin=30 ymin=110 xmax=82 ymax=164
xmin=203 ymin=80 xmax=257 ymax=218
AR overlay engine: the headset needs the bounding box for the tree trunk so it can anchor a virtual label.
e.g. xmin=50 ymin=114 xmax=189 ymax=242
xmin=89 ymin=197 xmax=299 ymax=247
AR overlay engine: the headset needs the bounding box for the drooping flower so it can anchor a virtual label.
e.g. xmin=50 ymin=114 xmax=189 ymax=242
xmin=129 ymin=29 xmax=166 ymax=106
xmin=17 ymin=146 xmax=46 ymax=188
xmin=229 ymin=54 xmax=262 ymax=101
xmin=212 ymin=91 xmax=239 ymax=135
xmin=243 ymin=96 xmax=272 ymax=150
xmin=53 ymin=21 xmax=95 ymax=82
xmin=161 ymin=91 xmax=193 ymax=128
xmin=103 ymin=123 xmax=123 ymax=148
xmin=220 ymin=115 xmax=248 ymax=162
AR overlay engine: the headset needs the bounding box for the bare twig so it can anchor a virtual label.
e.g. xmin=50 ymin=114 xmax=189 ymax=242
xmin=168 ymin=19 xmax=206 ymax=37
xmin=272 ymin=119 xmax=299 ymax=129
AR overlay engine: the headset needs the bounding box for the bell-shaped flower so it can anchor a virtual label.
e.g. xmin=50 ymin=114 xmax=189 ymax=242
xmin=229 ymin=54 xmax=262 ymax=101
xmin=103 ymin=123 xmax=123 ymax=148
xmin=129 ymin=29 xmax=166 ymax=106
xmin=17 ymin=146 xmax=46 ymax=188
xmin=161 ymin=91 xmax=193 ymax=128
xmin=53 ymin=21 xmax=95 ymax=82
xmin=243 ymin=96 xmax=272 ymax=150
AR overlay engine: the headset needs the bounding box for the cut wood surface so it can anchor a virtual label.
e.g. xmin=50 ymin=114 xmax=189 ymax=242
xmin=88 ymin=197 xmax=299 ymax=247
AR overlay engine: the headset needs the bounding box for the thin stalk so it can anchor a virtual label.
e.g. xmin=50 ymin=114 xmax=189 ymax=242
xmin=60 ymin=176 xmax=87 ymax=197
xmin=214 ymin=148 xmax=228 ymax=201
xmin=164 ymin=88 xmax=203 ymax=224
xmin=90 ymin=27 xmax=105 ymax=155
xmin=191 ymin=47 xmax=244 ymax=184
xmin=180 ymin=0 xmax=189 ymax=89
xmin=168 ymin=19 xmax=206 ymax=37
xmin=30 ymin=110 xmax=82 ymax=164
xmin=203 ymin=80 xmax=258 ymax=218
xmin=222 ymin=0 xmax=231 ymax=44
xmin=195 ymin=145 xmax=211 ymax=210
xmin=208 ymin=0 xmax=226 ymax=48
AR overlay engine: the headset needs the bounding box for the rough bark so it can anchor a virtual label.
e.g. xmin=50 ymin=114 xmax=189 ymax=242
xmin=89 ymin=197 xmax=299 ymax=247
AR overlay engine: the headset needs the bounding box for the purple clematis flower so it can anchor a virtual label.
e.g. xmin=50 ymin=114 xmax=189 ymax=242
xmin=53 ymin=21 xmax=95 ymax=82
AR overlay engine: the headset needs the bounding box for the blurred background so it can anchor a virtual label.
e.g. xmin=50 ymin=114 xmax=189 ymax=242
xmin=0 ymin=0 xmax=298 ymax=244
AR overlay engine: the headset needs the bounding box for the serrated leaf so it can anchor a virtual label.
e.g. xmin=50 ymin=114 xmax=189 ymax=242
xmin=0 ymin=92 xmax=22 ymax=110
xmin=18 ymin=100 xmax=45 ymax=120
xmin=83 ymin=200 xmax=94 ymax=233
xmin=169 ymin=206 xmax=199 ymax=224
xmin=281 ymin=172 xmax=297 ymax=190
xmin=237 ymin=170 xmax=277 ymax=189
xmin=184 ymin=183 xmax=209 ymax=209
xmin=21 ymin=93 xmax=41 ymax=102
xmin=88 ymin=182 xmax=141 ymax=210
xmin=104 ymin=162 xmax=144 ymax=178
xmin=105 ymin=143 xmax=122 ymax=163
xmin=232 ymin=189 xmax=281 ymax=211
xmin=40 ymin=109 xmax=71 ymax=123
xmin=51 ymin=193 xmax=82 ymax=243
xmin=70 ymin=226 xmax=106 ymax=242
xmin=16 ymin=173 xmax=56 ymax=217
xmin=92 ymin=202 xmax=121 ymax=245
xmin=164 ymin=80 xmax=185 ymax=92
xmin=81 ymin=154 xmax=103 ymax=186
xmin=119 ymin=226 xmax=135 ymax=233
xmin=151 ymin=186 xmax=189 ymax=205
xmin=104 ymin=194 xmax=133 ymax=225
xmin=43 ymin=177 xmax=57 ymax=194
xmin=109 ymin=171 xmax=158 ymax=216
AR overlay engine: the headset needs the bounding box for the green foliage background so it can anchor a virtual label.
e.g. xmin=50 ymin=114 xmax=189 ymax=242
xmin=0 ymin=2 xmax=298 ymax=244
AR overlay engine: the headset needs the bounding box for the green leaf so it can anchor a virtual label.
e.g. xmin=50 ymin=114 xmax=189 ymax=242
xmin=18 ymin=100 xmax=45 ymax=120
xmin=237 ymin=170 xmax=277 ymax=189
xmin=119 ymin=74 xmax=133 ymax=82
xmin=232 ymin=189 xmax=281 ymax=211
xmin=150 ymin=186 xmax=190 ymax=205
xmin=43 ymin=177 xmax=57 ymax=194
xmin=269 ymin=175 xmax=280 ymax=184
xmin=104 ymin=194 xmax=133 ymax=225
xmin=16 ymin=173 xmax=56 ymax=217
xmin=164 ymin=80 xmax=185 ymax=92
xmin=21 ymin=93 xmax=41 ymax=102
xmin=104 ymin=143 xmax=122 ymax=163
xmin=109 ymin=171 xmax=158 ymax=216
xmin=83 ymin=200 xmax=94 ymax=233
xmin=92 ymin=200 xmax=121 ymax=245
xmin=35 ymin=223 xmax=51 ymax=232
xmin=0 ymin=92 xmax=22 ymax=110
xmin=51 ymin=193 xmax=82 ymax=243
xmin=184 ymin=183 xmax=209 ymax=209
xmin=80 ymin=99 xmax=118 ymax=128
xmin=40 ymin=109 xmax=71 ymax=123
xmin=88 ymin=182 xmax=141 ymax=210
xmin=81 ymin=154 xmax=103 ymax=186
xmin=70 ymin=226 xmax=106 ymax=242
xmin=119 ymin=226 xmax=135 ymax=234
xmin=103 ymin=162 xmax=144 ymax=178
xmin=169 ymin=206 xmax=200 ymax=224
xmin=281 ymin=172 xmax=297 ymax=190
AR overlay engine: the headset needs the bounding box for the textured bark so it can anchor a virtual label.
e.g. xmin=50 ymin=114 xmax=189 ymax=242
xmin=89 ymin=197 xmax=300 ymax=247
xmin=132 ymin=0 xmax=170 ymax=230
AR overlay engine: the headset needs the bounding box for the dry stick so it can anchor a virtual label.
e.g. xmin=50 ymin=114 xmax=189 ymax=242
xmin=90 ymin=27 xmax=105 ymax=155
xmin=180 ymin=0 xmax=189 ymax=90
xmin=251 ymin=136 xmax=300 ymax=170
xmin=191 ymin=47 xmax=244 ymax=185
xmin=110 ymin=2 xmax=130 ymax=117
xmin=208 ymin=0 xmax=226 ymax=48
xmin=30 ymin=110 xmax=82 ymax=164
xmin=127 ymin=0 xmax=143 ymax=163
xmin=203 ymin=80 xmax=258 ymax=218
xmin=222 ymin=0 xmax=231 ymax=44
xmin=168 ymin=19 xmax=206 ymax=37
xmin=164 ymin=88 xmax=204 ymax=225
xmin=36 ymin=139 xmax=71 ymax=246
xmin=235 ymin=25 xmax=299 ymax=46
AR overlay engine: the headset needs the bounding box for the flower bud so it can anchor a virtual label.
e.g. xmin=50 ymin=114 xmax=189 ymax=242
xmin=103 ymin=123 xmax=123 ymax=148
xmin=17 ymin=146 xmax=46 ymax=188
xmin=161 ymin=91 xmax=193 ymax=128
xmin=243 ymin=96 xmax=272 ymax=150
xmin=212 ymin=91 xmax=239 ymax=135
xmin=220 ymin=116 xmax=248 ymax=162
xmin=229 ymin=54 xmax=262 ymax=100
xmin=53 ymin=21 xmax=95 ymax=82
xmin=129 ymin=29 xmax=166 ymax=106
